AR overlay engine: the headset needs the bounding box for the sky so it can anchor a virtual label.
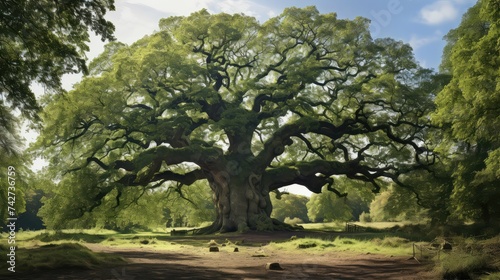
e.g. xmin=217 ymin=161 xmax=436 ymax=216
xmin=32 ymin=0 xmax=478 ymax=196
xmin=59 ymin=0 xmax=477 ymax=90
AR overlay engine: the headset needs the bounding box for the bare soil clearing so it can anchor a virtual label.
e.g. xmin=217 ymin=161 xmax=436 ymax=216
xmin=11 ymin=231 xmax=432 ymax=280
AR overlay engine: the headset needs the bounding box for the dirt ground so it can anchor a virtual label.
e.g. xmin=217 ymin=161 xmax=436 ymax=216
xmin=10 ymin=231 xmax=434 ymax=280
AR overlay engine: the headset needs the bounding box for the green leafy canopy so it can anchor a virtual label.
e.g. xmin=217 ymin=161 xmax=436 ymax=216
xmin=433 ymin=0 xmax=500 ymax=223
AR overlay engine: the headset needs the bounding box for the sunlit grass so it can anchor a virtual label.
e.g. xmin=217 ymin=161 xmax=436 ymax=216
xmin=0 ymin=243 xmax=125 ymax=275
xmin=433 ymin=235 xmax=500 ymax=279
xmin=299 ymin=221 xmax=345 ymax=231
xmin=356 ymin=221 xmax=413 ymax=229
xmin=435 ymin=252 xmax=490 ymax=279
xmin=267 ymin=235 xmax=413 ymax=256
xmin=299 ymin=221 xmax=418 ymax=232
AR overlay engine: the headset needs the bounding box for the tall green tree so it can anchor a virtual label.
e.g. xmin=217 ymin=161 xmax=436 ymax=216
xmin=369 ymin=184 xmax=428 ymax=222
xmin=270 ymin=193 xmax=309 ymax=222
xmin=0 ymin=0 xmax=115 ymax=120
xmin=433 ymin=0 xmax=500 ymax=224
xmin=307 ymin=177 xmax=374 ymax=222
xmin=164 ymin=181 xmax=216 ymax=227
xmin=35 ymin=7 xmax=438 ymax=233
xmin=307 ymin=187 xmax=353 ymax=222
xmin=37 ymin=172 xmax=169 ymax=230
xmin=1 ymin=1 xmax=115 ymax=224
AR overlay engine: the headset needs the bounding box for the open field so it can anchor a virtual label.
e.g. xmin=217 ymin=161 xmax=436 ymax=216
xmin=1 ymin=224 xmax=499 ymax=279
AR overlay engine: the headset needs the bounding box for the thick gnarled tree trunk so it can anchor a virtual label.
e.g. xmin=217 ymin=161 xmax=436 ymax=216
xmin=200 ymin=169 xmax=275 ymax=233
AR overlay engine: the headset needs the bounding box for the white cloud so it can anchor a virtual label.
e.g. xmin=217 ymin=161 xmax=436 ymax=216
xmin=408 ymin=33 xmax=440 ymax=50
xmin=123 ymin=0 xmax=275 ymax=19
xmin=419 ymin=1 xmax=459 ymax=25
xmin=58 ymin=0 xmax=277 ymax=90
xmin=108 ymin=0 xmax=276 ymax=47
xmin=124 ymin=0 xmax=216 ymax=16
xmin=452 ymin=0 xmax=476 ymax=4
xmin=215 ymin=0 xmax=275 ymax=20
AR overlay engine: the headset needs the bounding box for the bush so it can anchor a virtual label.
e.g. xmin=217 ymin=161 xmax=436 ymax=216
xmin=438 ymin=252 xmax=489 ymax=279
xmin=372 ymin=237 xmax=410 ymax=248
xmin=359 ymin=211 xmax=372 ymax=223
xmin=11 ymin=243 xmax=125 ymax=273
xmin=284 ymin=217 xmax=304 ymax=226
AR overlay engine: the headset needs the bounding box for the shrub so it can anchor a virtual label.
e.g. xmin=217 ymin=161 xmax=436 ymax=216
xmin=359 ymin=211 xmax=372 ymax=223
xmin=380 ymin=236 xmax=409 ymax=248
xmin=438 ymin=253 xmax=489 ymax=279
xmin=284 ymin=217 xmax=304 ymax=226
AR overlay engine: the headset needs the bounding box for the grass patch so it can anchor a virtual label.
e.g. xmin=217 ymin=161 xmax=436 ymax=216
xmin=433 ymin=235 xmax=500 ymax=279
xmin=267 ymin=235 xmax=412 ymax=256
xmin=299 ymin=222 xmax=345 ymax=231
xmin=331 ymin=236 xmax=411 ymax=256
xmin=0 ymin=243 xmax=125 ymax=275
xmin=437 ymin=252 xmax=490 ymax=279
xmin=34 ymin=231 xmax=109 ymax=243
xmin=371 ymin=236 xmax=410 ymax=248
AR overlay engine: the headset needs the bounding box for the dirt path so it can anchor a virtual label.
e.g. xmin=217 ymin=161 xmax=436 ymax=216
xmin=11 ymin=232 xmax=433 ymax=280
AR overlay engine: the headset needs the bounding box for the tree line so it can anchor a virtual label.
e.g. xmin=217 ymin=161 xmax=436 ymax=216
xmin=19 ymin=175 xmax=429 ymax=231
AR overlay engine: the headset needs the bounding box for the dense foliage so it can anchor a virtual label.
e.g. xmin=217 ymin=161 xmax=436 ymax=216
xmin=368 ymin=184 xmax=428 ymax=222
xmin=270 ymin=193 xmax=309 ymax=223
xmin=307 ymin=178 xmax=373 ymax=222
xmin=1 ymin=0 xmax=115 ymax=225
xmin=433 ymin=0 xmax=500 ymax=224
xmin=0 ymin=0 xmax=115 ymax=121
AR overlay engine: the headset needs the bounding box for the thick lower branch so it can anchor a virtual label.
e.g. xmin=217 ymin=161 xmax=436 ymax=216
xmin=255 ymin=117 xmax=364 ymax=170
xmin=116 ymin=169 xmax=206 ymax=186
xmin=262 ymin=158 xmax=381 ymax=194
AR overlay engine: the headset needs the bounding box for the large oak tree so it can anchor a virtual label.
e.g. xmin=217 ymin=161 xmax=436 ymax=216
xmin=36 ymin=7 xmax=438 ymax=233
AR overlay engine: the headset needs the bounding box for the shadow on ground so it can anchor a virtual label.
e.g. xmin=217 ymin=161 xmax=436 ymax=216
xmin=8 ymin=247 xmax=426 ymax=280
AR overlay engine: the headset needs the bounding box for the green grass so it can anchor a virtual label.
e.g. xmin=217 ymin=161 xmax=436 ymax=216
xmin=299 ymin=221 xmax=346 ymax=231
xmin=431 ymin=235 xmax=500 ymax=279
xmin=0 ymin=243 xmax=125 ymax=275
xmin=437 ymin=252 xmax=490 ymax=279
xmin=5 ymin=225 xmax=498 ymax=279
xmin=268 ymin=235 xmax=413 ymax=256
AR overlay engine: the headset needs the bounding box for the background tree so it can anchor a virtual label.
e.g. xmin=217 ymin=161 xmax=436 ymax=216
xmin=0 ymin=107 xmax=24 ymax=226
xmin=0 ymin=0 xmax=115 ymax=226
xmin=164 ymin=181 xmax=216 ymax=227
xmin=35 ymin=7 xmax=439 ymax=233
xmin=17 ymin=189 xmax=45 ymax=230
xmin=270 ymin=192 xmax=309 ymax=223
xmin=369 ymin=184 xmax=428 ymax=222
xmin=0 ymin=0 xmax=115 ymax=121
xmin=37 ymin=173 xmax=168 ymax=230
xmin=307 ymin=177 xmax=374 ymax=222
xmin=433 ymin=0 xmax=500 ymax=225
xmin=307 ymin=187 xmax=353 ymax=222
